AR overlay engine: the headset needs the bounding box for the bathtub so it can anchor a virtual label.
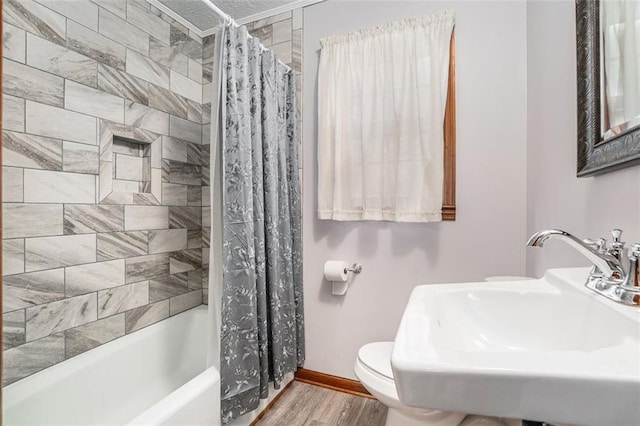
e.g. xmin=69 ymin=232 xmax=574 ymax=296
xmin=3 ymin=306 xmax=220 ymax=426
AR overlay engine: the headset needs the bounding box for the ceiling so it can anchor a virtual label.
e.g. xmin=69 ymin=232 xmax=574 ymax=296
xmin=154 ymin=0 xmax=307 ymax=35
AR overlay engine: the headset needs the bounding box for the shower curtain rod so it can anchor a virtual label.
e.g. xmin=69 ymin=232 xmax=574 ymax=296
xmin=201 ymin=0 xmax=239 ymax=27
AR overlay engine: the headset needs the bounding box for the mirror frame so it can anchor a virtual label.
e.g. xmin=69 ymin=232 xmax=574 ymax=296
xmin=576 ymin=0 xmax=640 ymax=177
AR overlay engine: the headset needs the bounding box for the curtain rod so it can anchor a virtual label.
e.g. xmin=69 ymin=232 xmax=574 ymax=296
xmin=201 ymin=0 xmax=238 ymax=27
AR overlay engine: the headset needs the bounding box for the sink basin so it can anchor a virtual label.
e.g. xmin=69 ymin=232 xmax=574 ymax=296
xmin=391 ymin=267 xmax=640 ymax=426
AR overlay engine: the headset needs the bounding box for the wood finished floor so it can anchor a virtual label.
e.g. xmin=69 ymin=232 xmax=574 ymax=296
xmin=255 ymin=381 xmax=388 ymax=426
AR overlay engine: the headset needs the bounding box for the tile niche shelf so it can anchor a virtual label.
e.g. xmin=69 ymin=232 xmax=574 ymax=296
xmin=99 ymin=120 xmax=162 ymax=205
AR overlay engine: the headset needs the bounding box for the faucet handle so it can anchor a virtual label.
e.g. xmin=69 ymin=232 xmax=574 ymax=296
xmin=584 ymin=238 xmax=605 ymax=250
xmin=629 ymin=243 xmax=640 ymax=259
xmin=610 ymin=229 xmax=623 ymax=243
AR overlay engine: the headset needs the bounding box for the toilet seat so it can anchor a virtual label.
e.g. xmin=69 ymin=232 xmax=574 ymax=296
xmin=357 ymin=341 xmax=394 ymax=380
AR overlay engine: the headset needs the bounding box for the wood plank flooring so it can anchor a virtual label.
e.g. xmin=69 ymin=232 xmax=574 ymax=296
xmin=255 ymin=381 xmax=388 ymax=425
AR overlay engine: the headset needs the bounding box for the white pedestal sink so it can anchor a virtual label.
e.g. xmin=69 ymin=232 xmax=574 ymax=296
xmin=391 ymin=267 xmax=640 ymax=426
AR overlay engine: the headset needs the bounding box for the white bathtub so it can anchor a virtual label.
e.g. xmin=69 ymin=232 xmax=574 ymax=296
xmin=3 ymin=306 xmax=221 ymax=426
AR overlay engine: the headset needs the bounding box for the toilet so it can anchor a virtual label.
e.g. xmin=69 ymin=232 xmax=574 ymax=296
xmin=354 ymin=342 xmax=517 ymax=426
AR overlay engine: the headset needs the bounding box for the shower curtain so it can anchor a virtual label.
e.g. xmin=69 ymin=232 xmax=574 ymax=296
xmin=212 ymin=24 xmax=304 ymax=424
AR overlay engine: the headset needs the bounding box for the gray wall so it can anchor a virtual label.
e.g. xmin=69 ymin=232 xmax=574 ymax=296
xmin=2 ymin=0 xmax=209 ymax=386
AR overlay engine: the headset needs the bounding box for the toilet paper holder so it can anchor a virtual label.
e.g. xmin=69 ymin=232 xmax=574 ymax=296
xmin=347 ymin=263 xmax=363 ymax=274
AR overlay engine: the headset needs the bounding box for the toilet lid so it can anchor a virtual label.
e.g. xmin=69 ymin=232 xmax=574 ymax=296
xmin=358 ymin=341 xmax=394 ymax=380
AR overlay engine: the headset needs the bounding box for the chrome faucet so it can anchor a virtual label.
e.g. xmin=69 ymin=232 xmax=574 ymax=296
xmin=527 ymin=229 xmax=640 ymax=306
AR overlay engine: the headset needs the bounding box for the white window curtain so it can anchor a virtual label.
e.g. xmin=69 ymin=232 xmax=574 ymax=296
xmin=317 ymin=11 xmax=454 ymax=222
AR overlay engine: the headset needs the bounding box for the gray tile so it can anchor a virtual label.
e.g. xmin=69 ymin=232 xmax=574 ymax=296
xmin=187 ymin=269 xmax=202 ymax=290
xmin=3 ymin=58 xmax=64 ymax=107
xmin=202 ymin=206 xmax=211 ymax=228
xmin=169 ymin=249 xmax=202 ymax=274
xmin=98 ymin=8 xmax=149 ymax=56
xmin=249 ymin=25 xmax=273 ymax=46
xmin=149 ymin=229 xmax=187 ymax=254
xmin=202 ymin=82 xmax=212 ymax=105
xmin=149 ymin=37 xmax=188 ymax=75
xmin=253 ymin=11 xmax=292 ymax=29
xmin=202 ymin=103 xmax=211 ymax=125
xmin=168 ymin=161 xmax=202 ymax=186
xmin=3 ymin=22 xmax=26 ymax=63
xmin=65 ymin=314 xmax=125 ymax=358
xmin=202 ymin=34 xmax=215 ymax=63
xmin=169 ymin=289 xmax=202 ymax=316
xmin=34 ymin=0 xmax=99 ymax=31
xmin=126 ymin=50 xmax=170 ymax=89
xmin=64 ymin=205 xmax=124 ymax=234
xmin=65 ymin=80 xmax=125 ymax=123
xmin=202 ymin=247 xmax=209 ymax=268
xmin=63 ymin=141 xmax=99 ymax=174
xmin=26 ymin=100 xmax=97 ymax=145
xmin=170 ymin=69 xmax=201 ymax=103
xmin=201 ymin=124 xmax=211 ymax=145
xmin=65 ymin=259 xmax=126 ymax=296
xmin=97 ymin=64 xmax=149 ymax=104
xmin=187 ymin=186 xmax=201 ymax=206
xmin=66 ymin=20 xmax=126 ymax=70
xmin=3 ymin=239 xmax=25 ymax=276
xmin=2 ymin=269 xmax=65 ymax=313
xmin=202 ymin=61 xmax=213 ymax=85
xmin=270 ymin=41 xmax=292 ymax=65
xmin=3 ymin=311 xmax=26 ymax=350
xmin=187 ymin=99 xmax=203 ymax=124
xmin=188 ymin=229 xmax=202 ymax=249
xmin=25 ymin=234 xmax=96 ymax=272
xmin=97 ymin=231 xmax=148 ymax=260
xmin=169 ymin=115 xmax=201 ymax=145
xmin=127 ymin=0 xmax=170 ymax=45
xmin=272 ymin=19 xmax=292 ymax=45
xmin=124 ymin=205 xmax=168 ymax=230
xmin=125 ymin=300 xmax=169 ymax=333
xmin=2 ymin=130 xmax=62 ymax=170
xmin=202 ymin=227 xmax=211 ymax=248
xmin=115 ymin=153 xmax=144 ymax=181
xmin=91 ymin=0 xmax=126 ymax=19
xmin=292 ymin=29 xmax=302 ymax=72
xmin=24 ymin=169 xmax=95 ymax=203
xmin=169 ymin=206 xmax=201 ymax=229
xmin=3 ymin=167 xmax=24 ymax=202
xmin=125 ymin=102 xmax=169 ymax=135
xmin=3 ymin=94 xmax=25 ymax=132
xmin=26 ymin=293 xmax=97 ymax=341
xmin=292 ymin=8 xmax=303 ymax=30
xmin=3 ymin=203 xmax=63 ymax=239
xmin=187 ymin=143 xmax=203 ymax=166
xmin=201 ymin=185 xmax=210 ymax=206
xmin=162 ymin=183 xmax=188 ymax=206
xmin=125 ymin=253 xmax=169 ymax=283
xmin=97 ymin=281 xmax=149 ymax=318
xmin=4 ymin=0 xmax=66 ymax=45
xmin=2 ymin=334 xmax=64 ymax=386
xmin=187 ymin=58 xmax=202 ymax=83
xmin=149 ymin=84 xmax=188 ymax=118
xmin=162 ymin=136 xmax=188 ymax=162
xmin=149 ymin=273 xmax=188 ymax=302
xmin=170 ymin=26 xmax=202 ymax=61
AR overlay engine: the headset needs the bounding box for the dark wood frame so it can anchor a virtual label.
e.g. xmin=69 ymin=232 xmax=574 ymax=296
xmin=576 ymin=0 xmax=640 ymax=176
xmin=294 ymin=368 xmax=373 ymax=399
xmin=442 ymin=32 xmax=456 ymax=220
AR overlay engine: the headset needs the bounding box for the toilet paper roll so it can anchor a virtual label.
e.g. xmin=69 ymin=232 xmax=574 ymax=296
xmin=324 ymin=260 xmax=349 ymax=282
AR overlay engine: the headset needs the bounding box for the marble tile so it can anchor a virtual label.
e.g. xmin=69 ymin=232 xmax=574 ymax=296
xmin=98 ymin=281 xmax=149 ymax=319
xmin=149 ymin=37 xmax=188 ymax=76
xmin=3 ymin=203 xmax=63 ymax=239
xmin=149 ymin=229 xmax=187 ymax=254
xmin=3 ymin=94 xmax=25 ymax=132
xmin=26 ymin=101 xmax=97 ymax=145
xmin=149 ymin=84 xmax=188 ymax=119
xmin=125 ymin=102 xmax=169 ymax=135
xmin=97 ymin=231 xmax=148 ymax=260
xmin=125 ymin=253 xmax=169 ymax=283
xmin=3 ymin=239 xmax=25 ymax=276
xmin=187 ymin=269 xmax=202 ymax=290
xmin=63 ymin=142 xmax=99 ymax=174
xmin=65 ymin=314 xmax=125 ymax=358
xmin=3 ymin=22 xmax=26 ymax=63
xmin=253 ymin=11 xmax=292 ymax=29
xmin=270 ymin=41 xmax=292 ymax=65
xmin=99 ymin=8 xmax=149 ymax=56
xmin=169 ymin=206 xmax=201 ymax=229
xmin=162 ymin=136 xmax=188 ymax=162
xmin=272 ymin=19 xmax=292 ymax=45
xmin=202 ymin=247 xmax=210 ymax=268
xmin=161 ymin=183 xmax=188 ymax=206
xmin=187 ymin=143 xmax=203 ymax=166
xmin=27 ymin=33 xmax=98 ymax=87
xmin=202 ymin=227 xmax=211 ymax=248
xmin=124 ymin=300 xmax=169 ymax=333
xmin=202 ymin=103 xmax=211 ymax=125
xmin=24 ymin=169 xmax=95 ymax=204
xmin=66 ymin=20 xmax=126 ymax=70
xmin=201 ymin=186 xmax=210 ymax=206
xmin=35 ymin=0 xmax=99 ymax=31
xmin=292 ymin=29 xmax=302 ymax=72
xmin=201 ymin=124 xmax=211 ymax=146
xmin=188 ymin=229 xmax=202 ymax=250
xmin=169 ymin=290 xmax=202 ymax=316
xmin=186 ymin=100 xmax=203 ymax=124
xmin=187 ymin=58 xmax=202 ymax=83
xmin=115 ymin=154 xmax=144 ymax=181
xmin=2 ymin=130 xmax=63 ymax=170
xmin=64 ymin=204 xmax=124 ymax=234
xmin=65 ymin=259 xmax=126 ymax=296
xmin=149 ymin=273 xmax=188 ymax=302
xmin=127 ymin=0 xmax=170 ymax=45
xmin=187 ymin=185 xmax=201 ymax=206
xmin=3 ymin=311 xmax=25 ymax=350
xmin=3 ymin=58 xmax=64 ymax=107
xmin=113 ymin=179 xmax=141 ymax=193
xmin=124 ymin=205 xmax=168 ymax=230
xmin=25 ymin=234 xmax=97 ymax=272
xmin=169 ymin=116 xmax=201 ymax=145
xmin=126 ymin=50 xmax=170 ymax=90
xmin=170 ymin=26 xmax=202 ymax=61
xmin=65 ymin=80 xmax=125 ymax=123
xmin=26 ymin=293 xmax=97 ymax=341
xmin=3 ymin=167 xmax=24 ymax=202
xmin=170 ymin=70 xmax=201 ymax=103
xmin=4 ymin=0 xmax=66 ymax=46
xmin=2 ymin=334 xmax=64 ymax=386
xmin=97 ymin=64 xmax=149 ymax=105
xmin=202 ymin=82 xmax=212 ymax=105
xmin=292 ymin=8 xmax=303 ymax=30
xmin=91 ymin=0 xmax=126 ymax=19
xmin=249 ymin=25 xmax=273 ymax=46
xmin=168 ymin=161 xmax=202 ymax=186
xmin=201 ymin=207 xmax=211 ymax=229
xmin=169 ymin=249 xmax=201 ymax=274
xmin=3 ymin=268 xmax=65 ymax=313
xmin=151 ymin=168 xmax=162 ymax=203
xmin=202 ymin=62 xmax=213 ymax=85
xmin=202 ymin=35 xmax=215 ymax=63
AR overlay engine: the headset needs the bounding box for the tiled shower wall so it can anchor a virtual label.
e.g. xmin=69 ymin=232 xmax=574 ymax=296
xmin=1 ymin=0 xmax=210 ymax=386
